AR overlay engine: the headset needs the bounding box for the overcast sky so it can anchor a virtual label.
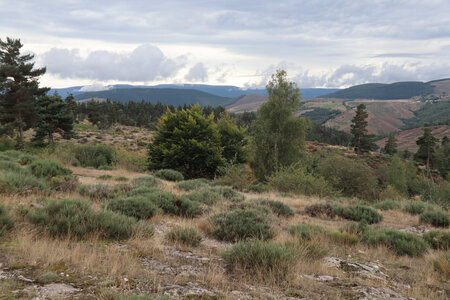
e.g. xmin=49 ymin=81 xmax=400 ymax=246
xmin=1 ymin=0 xmax=450 ymax=89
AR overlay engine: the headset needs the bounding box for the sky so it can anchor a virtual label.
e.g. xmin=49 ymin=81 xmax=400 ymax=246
xmin=1 ymin=0 xmax=450 ymax=89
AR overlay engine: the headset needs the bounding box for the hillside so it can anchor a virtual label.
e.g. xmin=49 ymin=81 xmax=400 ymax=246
xmin=226 ymin=94 xmax=268 ymax=113
xmin=376 ymin=125 xmax=450 ymax=152
xmin=74 ymin=88 xmax=236 ymax=107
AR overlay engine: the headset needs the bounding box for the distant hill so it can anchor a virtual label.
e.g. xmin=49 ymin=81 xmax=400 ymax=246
xmin=320 ymin=81 xmax=434 ymax=99
xmin=226 ymin=94 xmax=268 ymax=113
xmin=74 ymin=88 xmax=235 ymax=107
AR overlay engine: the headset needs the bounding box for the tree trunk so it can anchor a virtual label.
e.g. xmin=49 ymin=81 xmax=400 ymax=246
xmin=16 ymin=97 xmax=23 ymax=139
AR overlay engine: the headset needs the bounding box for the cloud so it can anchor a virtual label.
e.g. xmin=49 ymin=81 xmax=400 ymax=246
xmin=184 ymin=63 xmax=208 ymax=82
xmin=41 ymin=44 xmax=185 ymax=82
xmin=79 ymin=84 xmax=111 ymax=92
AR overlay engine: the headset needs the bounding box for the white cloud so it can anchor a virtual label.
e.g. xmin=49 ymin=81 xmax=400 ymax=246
xmin=184 ymin=63 xmax=208 ymax=82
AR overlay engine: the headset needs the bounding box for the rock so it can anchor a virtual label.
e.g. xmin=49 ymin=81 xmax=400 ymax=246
xmin=353 ymin=286 xmax=415 ymax=300
xmin=40 ymin=283 xmax=81 ymax=298
xmin=303 ymin=274 xmax=335 ymax=282
xmin=325 ymin=257 xmax=387 ymax=281
xmin=163 ymin=284 xmax=216 ymax=298
xmin=17 ymin=275 xmax=34 ymax=283
xmin=400 ymin=225 xmax=430 ymax=236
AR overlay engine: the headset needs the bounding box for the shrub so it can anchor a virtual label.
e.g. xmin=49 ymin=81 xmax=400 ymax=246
xmin=78 ymin=184 xmax=116 ymax=200
xmin=175 ymin=179 xmax=208 ymax=191
xmin=327 ymin=231 xmax=359 ymax=246
xmin=268 ymin=164 xmax=337 ymax=197
xmin=181 ymin=188 xmax=224 ymax=205
xmin=0 ymin=160 xmax=22 ymax=172
xmin=166 ymin=227 xmax=202 ymax=246
xmin=106 ymin=197 xmax=160 ymax=220
xmin=132 ymin=176 xmax=160 ymax=188
xmin=431 ymin=252 xmax=450 ymax=278
xmin=116 ymin=149 xmax=148 ymax=172
xmin=333 ymin=205 xmax=383 ymax=224
xmin=374 ymin=199 xmax=401 ymax=211
xmin=134 ymin=220 xmax=155 ymax=238
xmin=48 ymin=175 xmax=79 ymax=192
xmin=403 ymin=201 xmax=436 ymax=215
xmin=73 ymin=144 xmax=117 ymax=168
xmin=211 ymin=209 xmax=273 ymax=242
xmin=379 ymin=185 xmax=404 ymax=201
xmin=215 ymin=163 xmax=256 ymax=188
xmin=140 ymin=190 xmax=179 ymax=215
xmin=154 ymin=169 xmax=184 ymax=181
xmin=127 ymin=186 xmax=160 ymax=196
xmin=115 ymin=176 xmax=128 ymax=182
xmin=0 ymin=137 xmax=15 ymax=151
xmin=0 ymin=204 xmax=14 ymax=235
xmin=221 ymin=240 xmax=299 ymax=283
xmin=208 ymin=186 xmax=245 ymax=202
xmin=0 ymin=168 xmax=47 ymax=193
xmin=304 ymin=203 xmax=336 ymax=219
xmin=28 ymin=160 xmax=72 ymax=178
xmin=289 ymin=224 xmax=325 ymax=240
xmin=18 ymin=154 xmax=37 ymax=165
xmin=423 ymin=231 xmax=450 ymax=250
xmin=361 ymin=228 xmax=428 ymax=256
xmin=318 ymin=156 xmax=378 ymax=199
xmin=93 ymin=209 xmax=136 ymax=239
xmin=97 ymin=174 xmax=113 ymax=180
xmin=420 ymin=211 xmax=450 ymax=228
xmin=178 ymin=198 xmax=204 ymax=218
xmin=257 ymin=199 xmax=294 ymax=217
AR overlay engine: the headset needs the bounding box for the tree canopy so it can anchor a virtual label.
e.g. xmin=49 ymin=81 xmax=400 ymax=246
xmin=350 ymin=104 xmax=377 ymax=154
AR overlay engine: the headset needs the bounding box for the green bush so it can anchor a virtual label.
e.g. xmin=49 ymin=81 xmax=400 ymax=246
xmin=97 ymin=174 xmax=113 ymax=180
xmin=106 ymin=197 xmax=160 ymax=220
xmin=0 ymin=168 xmax=47 ymax=193
xmin=379 ymin=185 xmax=404 ymax=201
xmin=333 ymin=205 xmax=383 ymax=224
xmin=28 ymin=160 xmax=72 ymax=178
xmin=0 ymin=137 xmax=15 ymax=151
xmin=132 ymin=176 xmax=160 ymax=188
xmin=78 ymin=184 xmax=116 ymax=200
xmin=326 ymin=231 xmax=359 ymax=246
xmin=318 ymin=156 xmax=378 ymax=199
xmin=178 ymin=198 xmax=204 ymax=218
xmin=175 ymin=179 xmax=209 ymax=191
xmin=1 ymin=150 xmax=21 ymax=159
xmin=166 ymin=227 xmax=202 ymax=246
xmin=154 ymin=169 xmax=184 ymax=182
xmin=115 ymin=176 xmax=128 ymax=182
xmin=304 ymin=203 xmax=336 ymax=219
xmin=0 ymin=160 xmax=22 ymax=172
xmin=374 ymin=199 xmax=401 ymax=211
xmin=28 ymin=199 xmax=136 ymax=239
xmin=268 ymin=164 xmax=337 ymax=197
xmin=361 ymin=228 xmax=428 ymax=256
xmin=0 ymin=204 xmax=14 ymax=235
xmin=181 ymin=188 xmax=224 ymax=205
xmin=403 ymin=201 xmax=436 ymax=215
xmin=73 ymin=144 xmax=117 ymax=168
xmin=257 ymin=199 xmax=294 ymax=217
xmin=208 ymin=186 xmax=245 ymax=202
xmin=289 ymin=224 xmax=325 ymax=240
xmin=423 ymin=231 xmax=450 ymax=250
xmin=221 ymin=240 xmax=298 ymax=282
xmin=48 ymin=175 xmax=79 ymax=192
xmin=18 ymin=153 xmax=37 ymax=165
xmin=420 ymin=211 xmax=449 ymax=228
xmin=140 ymin=190 xmax=179 ymax=215
xmin=211 ymin=209 xmax=273 ymax=242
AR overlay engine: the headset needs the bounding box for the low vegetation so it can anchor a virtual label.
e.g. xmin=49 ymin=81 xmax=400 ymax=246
xmin=166 ymin=227 xmax=202 ymax=246
xmin=154 ymin=169 xmax=184 ymax=181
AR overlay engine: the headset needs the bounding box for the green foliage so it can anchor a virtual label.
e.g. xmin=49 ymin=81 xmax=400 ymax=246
xmin=181 ymin=188 xmax=224 ymax=205
xmin=379 ymin=185 xmax=404 ymax=201
xmin=304 ymin=203 xmax=336 ymax=219
xmin=374 ymin=199 xmax=401 ymax=211
xmin=403 ymin=201 xmax=437 ymax=215
xmin=431 ymin=252 xmax=450 ymax=278
xmin=386 ymin=155 xmax=407 ymax=195
xmin=402 ymin=101 xmax=450 ymax=129
xmin=148 ymin=105 xmax=224 ymax=179
xmin=48 ymin=175 xmax=79 ymax=192
xmin=215 ymin=163 xmax=256 ymax=190
xmin=139 ymin=190 xmax=179 ymax=215
xmin=211 ymin=209 xmax=273 ymax=242
xmin=217 ymin=113 xmax=247 ymax=163
xmin=350 ymin=104 xmax=377 ymax=154
xmin=0 ymin=204 xmax=14 ymax=235
xmin=383 ymin=133 xmax=398 ymax=155
xmin=318 ymin=156 xmax=378 ymax=199
xmin=333 ymin=205 xmax=383 ymax=224
xmin=132 ymin=176 xmax=160 ymax=188
xmin=73 ymin=144 xmax=117 ymax=168
xmin=423 ymin=231 xmax=450 ymax=250
xmin=221 ymin=240 xmax=299 ymax=283
xmin=106 ymin=196 xmax=160 ymax=220
xmin=175 ymin=179 xmax=208 ymax=191
xmin=0 ymin=137 xmax=14 ymax=151
xmin=0 ymin=168 xmax=47 ymax=193
xmin=178 ymin=198 xmax=204 ymax=218
xmin=18 ymin=153 xmax=37 ymax=165
xmin=434 ymin=144 xmax=450 ymax=179
xmin=327 ymin=231 xmax=360 ymax=246
xmin=154 ymin=169 xmax=184 ymax=181
xmin=256 ymin=199 xmax=294 ymax=217
xmin=268 ymin=163 xmax=337 ymax=198
xmin=414 ymin=127 xmax=439 ymax=169
xmin=166 ymin=227 xmax=202 ymax=246
xmin=28 ymin=198 xmax=136 ymax=240
xmin=208 ymin=186 xmax=245 ymax=202
xmin=361 ymin=228 xmax=429 ymax=256
xmin=306 ymin=123 xmax=352 ymax=146
xmin=420 ymin=211 xmax=449 ymax=228
xmin=78 ymin=184 xmax=116 ymax=200
xmin=97 ymin=174 xmax=113 ymax=180
xmin=0 ymin=159 xmax=22 ymax=172
xmin=115 ymin=176 xmax=128 ymax=182
xmin=28 ymin=159 xmax=72 ymax=178
xmin=250 ymin=70 xmax=309 ymax=181
xmin=289 ymin=224 xmax=325 ymax=240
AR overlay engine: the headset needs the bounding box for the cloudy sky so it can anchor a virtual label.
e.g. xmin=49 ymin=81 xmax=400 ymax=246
xmin=1 ymin=0 xmax=450 ymax=89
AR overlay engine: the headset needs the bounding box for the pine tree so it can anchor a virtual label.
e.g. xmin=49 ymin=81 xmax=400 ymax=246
xmin=250 ymin=70 xmax=309 ymax=181
xmin=414 ymin=127 xmax=439 ymax=170
xmin=350 ymin=104 xmax=376 ymax=154
xmin=383 ymin=132 xmax=398 ymax=155
xmin=0 ymin=37 xmax=48 ymax=144
xmin=33 ymin=94 xmax=74 ymax=145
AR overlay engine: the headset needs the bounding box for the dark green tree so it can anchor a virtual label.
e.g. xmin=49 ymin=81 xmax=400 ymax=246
xmin=386 ymin=155 xmax=407 ymax=195
xmin=148 ymin=105 xmax=224 ymax=179
xmin=250 ymin=70 xmax=309 ymax=181
xmin=64 ymin=93 xmax=78 ymax=121
xmin=442 ymin=135 xmax=449 ymax=146
xmin=414 ymin=128 xmax=439 ymax=170
xmin=383 ymin=133 xmax=398 ymax=155
xmin=217 ymin=113 xmax=247 ymax=164
xmin=0 ymin=37 xmax=48 ymax=144
xmin=350 ymin=104 xmax=376 ymax=154
xmin=33 ymin=94 xmax=74 ymax=145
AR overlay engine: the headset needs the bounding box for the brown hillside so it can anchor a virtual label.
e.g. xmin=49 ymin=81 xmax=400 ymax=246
xmin=376 ymin=125 xmax=450 ymax=152
xmin=430 ymin=79 xmax=450 ymax=95
xmin=226 ymin=94 xmax=268 ymax=113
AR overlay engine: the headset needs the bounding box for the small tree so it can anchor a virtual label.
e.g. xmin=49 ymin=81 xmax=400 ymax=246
xmin=33 ymin=94 xmax=74 ymax=145
xmin=383 ymin=133 xmax=398 ymax=155
xmin=386 ymin=155 xmax=407 ymax=195
xmin=250 ymin=70 xmax=309 ymax=181
xmin=0 ymin=37 xmax=48 ymax=145
xmin=350 ymin=104 xmax=376 ymax=154
xmin=217 ymin=113 xmax=247 ymax=164
xmin=148 ymin=105 xmax=224 ymax=178
xmin=414 ymin=128 xmax=439 ymax=171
